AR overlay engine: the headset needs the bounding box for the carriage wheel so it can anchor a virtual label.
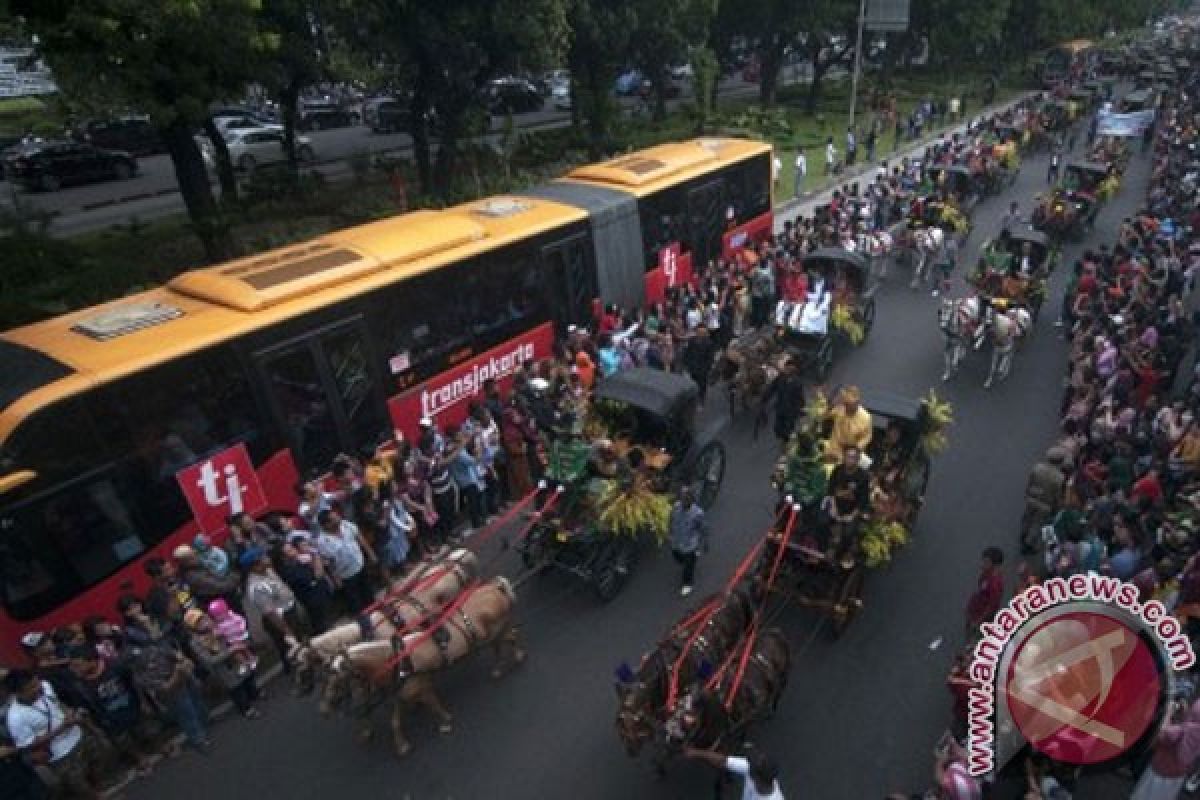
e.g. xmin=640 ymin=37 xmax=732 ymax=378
xmin=860 ymin=299 xmax=877 ymax=340
xmin=829 ymin=566 xmax=866 ymax=639
xmin=814 ymin=339 xmax=834 ymax=382
xmin=519 ymin=526 xmax=551 ymax=571
xmin=594 ymin=538 xmax=638 ymax=602
xmin=691 ymin=442 xmax=727 ymax=510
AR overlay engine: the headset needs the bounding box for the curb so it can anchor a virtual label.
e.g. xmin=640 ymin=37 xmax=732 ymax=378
xmin=773 ymin=91 xmax=1037 ymax=224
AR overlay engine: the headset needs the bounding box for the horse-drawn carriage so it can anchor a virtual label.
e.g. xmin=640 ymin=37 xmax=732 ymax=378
xmin=926 ymin=165 xmax=981 ymax=214
xmin=1065 ymin=158 xmax=1120 ymax=199
xmin=1032 ymin=189 xmax=1091 ymax=241
xmin=1040 ymin=99 xmax=1074 ymax=132
xmin=971 ymin=226 xmax=1058 ymax=321
xmin=519 ymin=368 xmax=726 ymax=600
xmin=1069 ymin=87 xmax=1097 ymax=114
xmin=759 ymin=388 xmax=941 ymax=638
xmin=737 ymin=248 xmax=878 ymax=382
xmin=907 ymin=195 xmax=971 ymax=244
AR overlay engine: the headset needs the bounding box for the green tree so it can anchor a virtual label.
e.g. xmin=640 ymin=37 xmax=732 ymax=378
xmin=567 ymin=0 xmax=636 ymax=157
xmin=794 ymin=0 xmax=860 ymax=113
xmin=260 ymin=0 xmax=324 ymax=170
xmin=336 ymin=0 xmax=567 ymax=195
xmin=629 ymin=0 xmax=716 ymax=120
xmin=15 ymin=0 xmax=272 ymax=260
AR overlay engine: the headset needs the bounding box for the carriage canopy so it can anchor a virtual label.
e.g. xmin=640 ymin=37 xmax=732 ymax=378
xmin=802 ymin=247 xmax=871 ymax=293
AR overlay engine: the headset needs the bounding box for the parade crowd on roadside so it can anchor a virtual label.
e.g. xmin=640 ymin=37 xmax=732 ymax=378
xmin=0 ymin=82 xmax=1103 ymax=800
xmin=925 ymin=65 xmax=1200 ymax=800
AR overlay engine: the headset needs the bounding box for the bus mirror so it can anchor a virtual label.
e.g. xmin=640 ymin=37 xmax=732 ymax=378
xmin=0 ymin=470 xmax=37 ymax=494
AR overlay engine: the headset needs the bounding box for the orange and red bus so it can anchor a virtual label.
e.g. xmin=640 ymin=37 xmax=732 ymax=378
xmin=0 ymin=137 xmax=773 ymax=660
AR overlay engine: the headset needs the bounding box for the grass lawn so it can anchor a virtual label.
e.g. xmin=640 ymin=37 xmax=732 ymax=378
xmin=713 ymin=70 xmax=1022 ymax=200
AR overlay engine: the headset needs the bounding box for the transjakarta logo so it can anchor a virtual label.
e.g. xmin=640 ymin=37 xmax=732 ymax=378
xmin=419 ymin=341 xmax=535 ymax=419
xmin=967 ymin=573 xmax=1195 ymax=777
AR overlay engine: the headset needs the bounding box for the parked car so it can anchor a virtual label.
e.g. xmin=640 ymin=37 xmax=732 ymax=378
xmin=74 ymin=116 xmax=162 ymax=157
xmin=297 ymin=102 xmax=360 ymax=131
xmin=614 ymin=69 xmax=643 ymax=96
xmin=551 ymin=83 xmax=572 ymax=111
xmin=203 ymin=129 xmax=315 ymax=172
xmin=638 ymin=77 xmax=683 ymax=99
xmin=669 ymin=63 xmax=694 ymax=80
xmin=2 ymin=140 xmax=138 ymax=191
xmin=486 ymin=78 xmax=544 ymax=114
xmin=212 ymin=114 xmax=283 ymax=138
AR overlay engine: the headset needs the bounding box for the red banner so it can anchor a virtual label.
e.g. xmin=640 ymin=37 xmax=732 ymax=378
xmin=645 ymin=243 xmax=694 ymax=305
xmin=721 ymin=211 xmax=774 ymax=261
xmin=387 ymin=322 xmax=556 ymax=443
xmin=175 ymin=443 xmax=268 ymax=535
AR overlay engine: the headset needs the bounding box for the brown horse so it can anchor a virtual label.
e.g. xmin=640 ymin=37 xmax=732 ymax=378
xmin=323 ymin=577 xmax=525 ymax=756
xmin=717 ymin=334 xmax=781 ymax=438
xmin=295 ymin=547 xmax=479 ymax=684
xmin=614 ymin=587 xmax=757 ymax=764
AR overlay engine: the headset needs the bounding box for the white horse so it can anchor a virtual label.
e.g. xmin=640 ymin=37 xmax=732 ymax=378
xmin=907 ymin=226 xmax=945 ymax=289
xmin=983 ymin=306 xmax=1033 ymax=389
xmin=938 ymin=295 xmax=989 ymax=382
xmin=862 ymin=229 xmax=895 ymax=276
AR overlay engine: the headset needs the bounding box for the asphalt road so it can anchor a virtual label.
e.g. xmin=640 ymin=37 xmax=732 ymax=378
xmin=112 ymin=116 xmax=1154 ymax=800
xmin=1 ymin=75 xmax=798 ymax=238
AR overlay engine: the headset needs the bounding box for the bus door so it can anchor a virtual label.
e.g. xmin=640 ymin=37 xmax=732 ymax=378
xmin=687 ymin=179 xmax=725 ymax=270
xmin=541 ymin=233 xmax=597 ymax=326
xmin=251 ymin=319 xmax=389 ymax=475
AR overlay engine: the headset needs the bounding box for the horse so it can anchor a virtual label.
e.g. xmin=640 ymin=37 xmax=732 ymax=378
xmin=321 ymin=577 xmax=524 ymax=756
xmin=296 ymin=548 xmax=480 ymax=698
xmin=717 ymin=333 xmax=781 ymax=438
xmin=651 ymin=628 xmax=791 ymax=798
xmin=983 ymin=306 xmax=1033 ymax=389
xmin=614 ymin=587 xmax=758 ymax=765
xmin=862 ymin=229 xmax=895 ymax=277
xmin=902 ymin=225 xmax=945 ymax=289
xmin=938 ymin=295 xmax=991 ymax=382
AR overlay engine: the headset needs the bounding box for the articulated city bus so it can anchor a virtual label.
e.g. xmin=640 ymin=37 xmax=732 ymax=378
xmin=0 ymin=137 xmax=772 ymax=660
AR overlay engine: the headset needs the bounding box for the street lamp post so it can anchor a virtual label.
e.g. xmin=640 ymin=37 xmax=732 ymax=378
xmin=848 ymin=0 xmax=868 ymax=129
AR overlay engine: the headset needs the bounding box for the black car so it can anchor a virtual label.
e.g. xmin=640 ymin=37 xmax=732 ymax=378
xmin=75 ymin=117 xmax=162 ymax=157
xmin=297 ymin=102 xmax=360 ymax=131
xmin=486 ymin=79 xmax=544 ymax=114
xmin=2 ymin=140 xmax=138 ymax=191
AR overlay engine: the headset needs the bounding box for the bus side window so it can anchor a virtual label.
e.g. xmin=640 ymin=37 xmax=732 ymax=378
xmin=2 ymin=469 xmax=149 ymax=621
xmin=98 ymin=346 xmax=270 ymax=536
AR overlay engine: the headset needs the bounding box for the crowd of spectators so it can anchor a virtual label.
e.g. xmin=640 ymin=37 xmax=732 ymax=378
xmin=929 ymin=67 xmax=1200 ymax=800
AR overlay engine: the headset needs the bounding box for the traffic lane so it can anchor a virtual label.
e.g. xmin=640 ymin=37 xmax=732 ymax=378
xmin=7 ymin=75 xmax=767 ymax=222
xmin=756 ymin=138 xmax=1154 ymax=798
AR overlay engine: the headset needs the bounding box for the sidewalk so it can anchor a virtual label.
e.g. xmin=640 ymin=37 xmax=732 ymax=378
xmin=772 ymin=91 xmax=1036 ymax=229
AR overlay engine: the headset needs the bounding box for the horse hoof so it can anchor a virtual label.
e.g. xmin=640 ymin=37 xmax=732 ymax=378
xmin=396 ymin=743 xmax=412 ymax=758
xmin=491 ymin=668 xmax=504 ymax=679
xmin=438 ymin=722 xmax=454 ymax=735
xmin=358 ymin=731 xmax=374 ymax=745
xmin=942 ymin=373 xmax=950 ymax=382
xmin=514 ymin=650 xmax=527 ymax=665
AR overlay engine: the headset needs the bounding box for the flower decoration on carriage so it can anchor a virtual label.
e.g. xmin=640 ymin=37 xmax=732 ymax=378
xmin=920 ymin=389 xmax=954 ymax=456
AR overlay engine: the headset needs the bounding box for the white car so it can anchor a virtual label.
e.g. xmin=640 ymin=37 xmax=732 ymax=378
xmin=669 ymin=63 xmax=694 ymax=80
xmin=551 ymin=83 xmax=572 ymax=111
xmin=203 ymin=129 xmax=315 ymax=172
xmin=212 ymin=114 xmax=283 ymax=138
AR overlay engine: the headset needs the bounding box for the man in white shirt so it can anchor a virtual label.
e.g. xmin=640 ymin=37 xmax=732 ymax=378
xmin=794 ymin=149 xmax=807 ymax=197
xmin=316 ymin=508 xmax=377 ymax=613
xmin=5 ymin=669 xmax=102 ymax=797
xmin=685 ymin=746 xmax=785 ymax=799
xmin=772 ymin=154 xmax=782 ymax=188
xmin=825 ymin=137 xmax=837 ymax=175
